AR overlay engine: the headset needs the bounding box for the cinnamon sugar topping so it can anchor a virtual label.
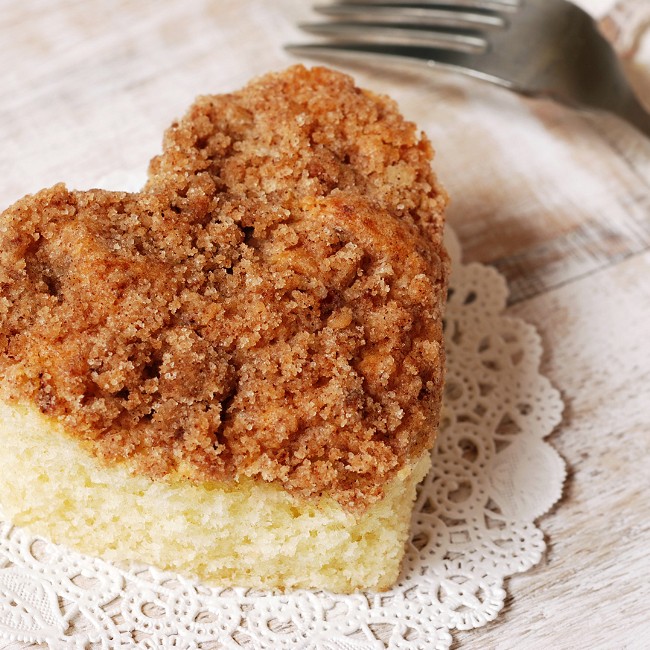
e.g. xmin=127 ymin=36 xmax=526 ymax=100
xmin=0 ymin=66 xmax=448 ymax=509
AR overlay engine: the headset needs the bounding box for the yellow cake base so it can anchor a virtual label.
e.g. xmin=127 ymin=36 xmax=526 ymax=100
xmin=0 ymin=400 xmax=431 ymax=593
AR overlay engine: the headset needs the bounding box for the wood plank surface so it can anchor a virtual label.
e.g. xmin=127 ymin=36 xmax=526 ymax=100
xmin=0 ymin=0 xmax=649 ymax=648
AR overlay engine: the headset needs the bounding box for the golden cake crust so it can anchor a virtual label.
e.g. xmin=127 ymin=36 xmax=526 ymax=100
xmin=0 ymin=65 xmax=447 ymax=510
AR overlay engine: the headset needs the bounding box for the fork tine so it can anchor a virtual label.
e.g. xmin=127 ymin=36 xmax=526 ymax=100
xmin=299 ymin=23 xmax=487 ymax=53
xmin=284 ymin=42 xmax=514 ymax=89
xmin=333 ymin=0 xmax=519 ymax=7
xmin=314 ymin=4 xmax=508 ymax=30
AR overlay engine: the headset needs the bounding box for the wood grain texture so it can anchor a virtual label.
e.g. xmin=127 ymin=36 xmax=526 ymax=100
xmin=455 ymin=250 xmax=650 ymax=649
xmin=0 ymin=0 xmax=649 ymax=648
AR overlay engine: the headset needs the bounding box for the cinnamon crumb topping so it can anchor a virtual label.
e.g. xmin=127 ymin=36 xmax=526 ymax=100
xmin=0 ymin=66 xmax=448 ymax=509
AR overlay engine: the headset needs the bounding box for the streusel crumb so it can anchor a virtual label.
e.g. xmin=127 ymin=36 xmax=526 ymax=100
xmin=0 ymin=66 xmax=448 ymax=510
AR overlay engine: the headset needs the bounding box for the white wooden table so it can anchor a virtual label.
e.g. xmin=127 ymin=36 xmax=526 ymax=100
xmin=1 ymin=1 xmax=649 ymax=648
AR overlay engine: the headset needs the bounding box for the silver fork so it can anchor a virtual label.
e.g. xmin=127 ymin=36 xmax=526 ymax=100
xmin=286 ymin=0 xmax=650 ymax=138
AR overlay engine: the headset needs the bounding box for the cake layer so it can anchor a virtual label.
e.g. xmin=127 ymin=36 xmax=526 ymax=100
xmin=0 ymin=399 xmax=430 ymax=593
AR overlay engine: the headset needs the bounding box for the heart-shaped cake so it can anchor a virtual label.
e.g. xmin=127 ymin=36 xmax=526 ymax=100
xmin=0 ymin=65 xmax=448 ymax=592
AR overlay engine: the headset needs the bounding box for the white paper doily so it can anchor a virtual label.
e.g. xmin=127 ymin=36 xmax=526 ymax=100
xmin=0 ymin=209 xmax=565 ymax=649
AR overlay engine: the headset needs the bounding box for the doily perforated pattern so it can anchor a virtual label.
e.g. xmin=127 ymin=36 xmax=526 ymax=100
xmin=0 ymin=228 xmax=565 ymax=650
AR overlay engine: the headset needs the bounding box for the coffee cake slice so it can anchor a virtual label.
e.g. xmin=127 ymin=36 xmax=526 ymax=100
xmin=0 ymin=66 xmax=448 ymax=592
